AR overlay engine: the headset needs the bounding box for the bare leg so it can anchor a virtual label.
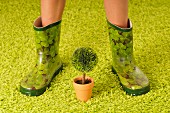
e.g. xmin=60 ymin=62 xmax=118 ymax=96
xmin=104 ymin=0 xmax=128 ymax=28
xmin=41 ymin=0 xmax=66 ymax=26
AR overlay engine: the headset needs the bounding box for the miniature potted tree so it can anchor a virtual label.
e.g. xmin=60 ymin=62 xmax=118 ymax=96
xmin=72 ymin=47 xmax=98 ymax=102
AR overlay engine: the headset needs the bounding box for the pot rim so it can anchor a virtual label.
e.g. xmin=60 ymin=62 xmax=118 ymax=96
xmin=73 ymin=76 xmax=94 ymax=90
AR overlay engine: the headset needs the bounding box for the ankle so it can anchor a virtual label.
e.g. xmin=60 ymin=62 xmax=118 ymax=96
xmin=108 ymin=19 xmax=128 ymax=28
xmin=42 ymin=17 xmax=61 ymax=27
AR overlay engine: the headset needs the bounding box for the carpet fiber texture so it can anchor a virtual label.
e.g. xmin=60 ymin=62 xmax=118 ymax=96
xmin=0 ymin=0 xmax=170 ymax=112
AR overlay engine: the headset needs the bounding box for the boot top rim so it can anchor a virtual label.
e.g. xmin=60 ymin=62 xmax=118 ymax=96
xmin=107 ymin=19 xmax=132 ymax=32
xmin=33 ymin=16 xmax=61 ymax=31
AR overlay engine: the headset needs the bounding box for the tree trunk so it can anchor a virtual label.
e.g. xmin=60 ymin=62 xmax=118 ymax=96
xmin=82 ymin=72 xmax=86 ymax=84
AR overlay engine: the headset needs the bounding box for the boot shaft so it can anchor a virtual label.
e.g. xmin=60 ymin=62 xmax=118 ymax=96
xmin=34 ymin=17 xmax=61 ymax=56
xmin=33 ymin=17 xmax=61 ymax=65
xmin=108 ymin=19 xmax=134 ymax=64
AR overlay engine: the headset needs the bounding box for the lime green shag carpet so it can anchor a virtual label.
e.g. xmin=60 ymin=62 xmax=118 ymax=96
xmin=0 ymin=0 xmax=170 ymax=112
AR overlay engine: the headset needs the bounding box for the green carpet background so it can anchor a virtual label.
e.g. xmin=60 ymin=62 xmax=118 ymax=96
xmin=0 ymin=0 xmax=170 ymax=112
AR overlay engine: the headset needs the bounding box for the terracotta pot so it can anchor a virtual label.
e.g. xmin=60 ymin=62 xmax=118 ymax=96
xmin=73 ymin=76 xmax=94 ymax=102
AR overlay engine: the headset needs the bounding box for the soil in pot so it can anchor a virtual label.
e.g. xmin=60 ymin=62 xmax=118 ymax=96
xmin=75 ymin=79 xmax=91 ymax=84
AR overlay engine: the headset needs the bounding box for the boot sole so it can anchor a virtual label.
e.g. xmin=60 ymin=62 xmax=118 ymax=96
xmin=112 ymin=67 xmax=150 ymax=96
xmin=20 ymin=64 xmax=63 ymax=96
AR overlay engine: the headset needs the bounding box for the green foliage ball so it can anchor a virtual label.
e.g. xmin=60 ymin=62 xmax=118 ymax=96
xmin=72 ymin=47 xmax=98 ymax=72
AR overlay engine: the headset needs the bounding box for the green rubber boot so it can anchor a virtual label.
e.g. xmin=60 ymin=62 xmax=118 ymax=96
xmin=107 ymin=19 xmax=150 ymax=96
xmin=20 ymin=17 xmax=63 ymax=96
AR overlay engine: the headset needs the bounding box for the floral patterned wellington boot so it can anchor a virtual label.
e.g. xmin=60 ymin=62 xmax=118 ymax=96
xmin=107 ymin=19 xmax=150 ymax=96
xmin=20 ymin=17 xmax=63 ymax=96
